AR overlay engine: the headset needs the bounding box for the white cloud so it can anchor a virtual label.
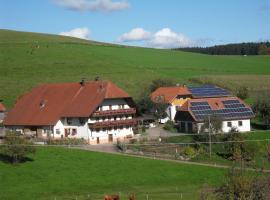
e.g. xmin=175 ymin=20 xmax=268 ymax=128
xmin=117 ymin=28 xmax=151 ymax=42
xmin=148 ymin=28 xmax=195 ymax=49
xmin=59 ymin=27 xmax=90 ymax=39
xmin=54 ymin=0 xmax=130 ymax=12
xmin=117 ymin=27 xmax=196 ymax=48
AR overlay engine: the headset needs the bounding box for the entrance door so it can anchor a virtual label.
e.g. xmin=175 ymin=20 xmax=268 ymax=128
xmin=108 ymin=134 xmax=113 ymax=142
xmin=187 ymin=122 xmax=193 ymax=133
xmin=180 ymin=122 xmax=186 ymax=133
xmin=97 ymin=137 xmax=100 ymax=144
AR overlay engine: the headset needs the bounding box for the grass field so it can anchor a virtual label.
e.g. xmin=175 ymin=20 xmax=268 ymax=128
xmin=1 ymin=29 xmax=270 ymax=108
xmin=0 ymin=147 xmax=226 ymax=200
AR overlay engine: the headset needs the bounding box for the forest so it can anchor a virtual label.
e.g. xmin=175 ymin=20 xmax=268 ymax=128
xmin=176 ymin=42 xmax=270 ymax=55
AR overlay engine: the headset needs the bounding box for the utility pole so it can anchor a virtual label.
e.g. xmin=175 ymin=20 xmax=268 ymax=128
xmin=208 ymin=115 xmax=212 ymax=158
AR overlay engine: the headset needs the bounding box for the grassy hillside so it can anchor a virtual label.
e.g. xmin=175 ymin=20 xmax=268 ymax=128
xmin=1 ymin=29 xmax=270 ymax=107
xmin=0 ymin=147 xmax=225 ymax=200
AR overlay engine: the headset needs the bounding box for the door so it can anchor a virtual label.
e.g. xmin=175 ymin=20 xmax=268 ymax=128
xmin=97 ymin=137 xmax=100 ymax=144
xmin=180 ymin=122 xmax=186 ymax=133
xmin=187 ymin=122 xmax=193 ymax=133
xmin=108 ymin=134 xmax=113 ymax=142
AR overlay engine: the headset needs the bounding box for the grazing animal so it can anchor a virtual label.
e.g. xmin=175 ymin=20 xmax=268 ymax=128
xmin=129 ymin=193 xmax=136 ymax=200
xmin=104 ymin=194 xmax=120 ymax=200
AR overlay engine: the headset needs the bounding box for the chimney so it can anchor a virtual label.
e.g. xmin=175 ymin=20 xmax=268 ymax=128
xmin=80 ymin=79 xmax=85 ymax=86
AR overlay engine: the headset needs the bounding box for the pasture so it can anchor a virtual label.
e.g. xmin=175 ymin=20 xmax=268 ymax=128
xmin=0 ymin=147 xmax=225 ymax=200
xmin=1 ymin=29 xmax=270 ymax=107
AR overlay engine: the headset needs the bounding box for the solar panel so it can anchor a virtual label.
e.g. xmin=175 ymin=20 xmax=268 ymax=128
xmin=189 ymin=98 xmax=254 ymax=121
xmin=188 ymin=85 xmax=231 ymax=98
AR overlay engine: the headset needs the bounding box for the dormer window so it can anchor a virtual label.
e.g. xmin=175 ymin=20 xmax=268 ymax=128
xmin=40 ymin=100 xmax=47 ymax=109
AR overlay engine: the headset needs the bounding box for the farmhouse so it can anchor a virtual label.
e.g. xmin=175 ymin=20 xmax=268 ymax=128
xmin=151 ymin=85 xmax=231 ymax=122
xmin=4 ymin=80 xmax=137 ymax=144
xmin=151 ymin=85 xmax=254 ymax=133
xmin=150 ymin=86 xmax=192 ymax=123
xmin=175 ymin=96 xmax=254 ymax=133
xmin=0 ymin=102 xmax=6 ymax=123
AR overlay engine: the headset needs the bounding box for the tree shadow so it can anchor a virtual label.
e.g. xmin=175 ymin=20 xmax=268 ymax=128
xmin=0 ymin=154 xmax=34 ymax=164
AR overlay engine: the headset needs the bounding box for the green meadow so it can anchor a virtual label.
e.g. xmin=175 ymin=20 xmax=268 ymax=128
xmin=1 ymin=29 xmax=270 ymax=107
xmin=0 ymin=147 xmax=225 ymax=200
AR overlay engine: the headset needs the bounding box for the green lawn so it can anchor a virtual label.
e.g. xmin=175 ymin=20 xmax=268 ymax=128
xmin=0 ymin=147 xmax=226 ymax=200
xmin=1 ymin=29 xmax=270 ymax=107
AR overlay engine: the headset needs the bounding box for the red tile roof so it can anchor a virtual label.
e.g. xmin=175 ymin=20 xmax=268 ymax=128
xmin=150 ymin=86 xmax=191 ymax=103
xmin=176 ymin=97 xmax=254 ymax=122
xmin=4 ymin=81 xmax=131 ymax=126
xmin=0 ymin=103 xmax=6 ymax=112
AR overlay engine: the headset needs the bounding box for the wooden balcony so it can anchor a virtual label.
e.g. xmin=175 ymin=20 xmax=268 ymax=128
xmin=92 ymin=108 xmax=136 ymax=117
xmin=89 ymin=119 xmax=137 ymax=129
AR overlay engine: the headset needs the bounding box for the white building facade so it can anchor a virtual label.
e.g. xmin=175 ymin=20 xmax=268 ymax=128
xmin=4 ymin=80 xmax=137 ymax=144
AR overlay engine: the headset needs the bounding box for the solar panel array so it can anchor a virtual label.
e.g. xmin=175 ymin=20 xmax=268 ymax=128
xmin=190 ymin=99 xmax=254 ymax=121
xmin=188 ymin=85 xmax=231 ymax=98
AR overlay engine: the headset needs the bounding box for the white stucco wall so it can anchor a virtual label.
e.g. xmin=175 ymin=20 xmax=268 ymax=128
xmin=178 ymin=119 xmax=251 ymax=133
xmin=222 ymin=119 xmax=250 ymax=133
xmin=53 ymin=98 xmax=134 ymax=144
xmin=53 ymin=118 xmax=89 ymax=139
xmin=166 ymin=105 xmax=177 ymax=121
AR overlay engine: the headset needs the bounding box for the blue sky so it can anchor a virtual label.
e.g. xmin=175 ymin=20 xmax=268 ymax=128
xmin=1 ymin=0 xmax=270 ymax=48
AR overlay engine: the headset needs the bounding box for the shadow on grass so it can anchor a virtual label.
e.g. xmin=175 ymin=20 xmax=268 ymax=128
xmin=0 ymin=154 xmax=34 ymax=164
xmin=251 ymin=122 xmax=269 ymax=130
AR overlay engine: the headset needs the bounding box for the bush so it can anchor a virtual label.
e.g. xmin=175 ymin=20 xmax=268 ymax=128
xmin=215 ymin=167 xmax=270 ymax=200
xmin=222 ymin=132 xmax=257 ymax=162
xmin=163 ymin=120 xmax=177 ymax=132
xmin=235 ymin=86 xmax=249 ymax=100
xmin=47 ymin=138 xmax=86 ymax=145
xmin=183 ymin=146 xmax=197 ymax=158
xmin=1 ymin=132 xmax=36 ymax=164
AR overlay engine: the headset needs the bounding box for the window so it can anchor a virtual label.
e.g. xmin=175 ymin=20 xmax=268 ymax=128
xmin=56 ymin=129 xmax=60 ymax=134
xmin=79 ymin=118 xmax=85 ymax=124
xmin=119 ymin=104 xmax=125 ymax=109
xmin=64 ymin=128 xmax=70 ymax=137
xmin=71 ymin=129 xmax=77 ymax=136
xmin=227 ymin=122 xmax=232 ymax=127
xmin=67 ymin=118 xmax=72 ymax=125
xmin=238 ymin=121 xmax=243 ymax=126
xmin=114 ymin=116 xmax=117 ymax=121
xmin=109 ymin=105 xmax=112 ymax=110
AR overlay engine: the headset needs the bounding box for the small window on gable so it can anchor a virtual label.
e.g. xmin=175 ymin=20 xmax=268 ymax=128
xmin=238 ymin=121 xmax=243 ymax=126
xmin=227 ymin=122 xmax=232 ymax=127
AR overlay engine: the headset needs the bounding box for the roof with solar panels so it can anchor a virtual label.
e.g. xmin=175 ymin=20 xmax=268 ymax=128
xmin=175 ymin=96 xmax=255 ymax=122
xmin=151 ymin=85 xmax=232 ymax=103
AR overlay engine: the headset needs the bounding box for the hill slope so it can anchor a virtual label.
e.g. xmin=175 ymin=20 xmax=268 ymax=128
xmin=1 ymin=29 xmax=270 ymax=107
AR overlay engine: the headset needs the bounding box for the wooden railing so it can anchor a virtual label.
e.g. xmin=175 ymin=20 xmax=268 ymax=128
xmin=92 ymin=108 xmax=136 ymax=117
xmin=89 ymin=119 xmax=137 ymax=129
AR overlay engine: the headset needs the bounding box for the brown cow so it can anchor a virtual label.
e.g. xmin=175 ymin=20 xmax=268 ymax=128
xmin=129 ymin=193 xmax=136 ymax=200
xmin=104 ymin=194 xmax=120 ymax=200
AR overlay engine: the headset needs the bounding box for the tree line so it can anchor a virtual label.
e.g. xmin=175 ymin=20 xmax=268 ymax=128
xmin=175 ymin=42 xmax=270 ymax=55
